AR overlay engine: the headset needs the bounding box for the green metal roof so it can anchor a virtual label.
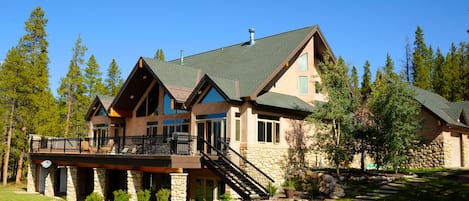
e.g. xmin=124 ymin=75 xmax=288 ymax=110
xmin=256 ymin=92 xmax=314 ymax=113
xmin=169 ymin=26 xmax=317 ymax=98
xmin=411 ymin=86 xmax=469 ymax=128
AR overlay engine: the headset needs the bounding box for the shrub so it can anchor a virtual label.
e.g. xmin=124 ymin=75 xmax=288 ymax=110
xmin=113 ymin=189 xmax=131 ymax=201
xmin=267 ymin=182 xmax=278 ymax=197
xmin=219 ymin=192 xmax=232 ymax=201
xmin=156 ymin=188 xmax=171 ymax=201
xmin=85 ymin=192 xmax=104 ymax=201
xmin=137 ymin=189 xmax=151 ymax=201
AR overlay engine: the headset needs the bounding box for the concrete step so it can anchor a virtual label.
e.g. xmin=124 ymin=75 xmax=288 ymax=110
xmin=387 ymin=182 xmax=406 ymax=187
xmin=380 ymin=185 xmax=399 ymax=191
xmin=372 ymin=189 xmax=398 ymax=194
xmin=354 ymin=195 xmax=381 ymax=200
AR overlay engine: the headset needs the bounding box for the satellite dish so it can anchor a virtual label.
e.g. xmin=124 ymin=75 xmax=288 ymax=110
xmin=41 ymin=160 xmax=52 ymax=168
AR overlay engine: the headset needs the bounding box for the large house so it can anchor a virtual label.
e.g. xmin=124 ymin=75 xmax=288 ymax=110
xmin=28 ymin=26 xmax=333 ymax=201
xmin=26 ymin=25 xmax=469 ymax=201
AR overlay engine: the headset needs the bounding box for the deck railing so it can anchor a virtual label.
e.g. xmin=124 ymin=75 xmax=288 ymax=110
xmin=30 ymin=133 xmax=196 ymax=155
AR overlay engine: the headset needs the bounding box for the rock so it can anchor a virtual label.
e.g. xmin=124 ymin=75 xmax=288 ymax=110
xmin=329 ymin=185 xmax=345 ymax=199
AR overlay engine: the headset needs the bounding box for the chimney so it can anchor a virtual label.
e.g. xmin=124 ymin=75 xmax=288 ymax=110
xmin=180 ymin=50 xmax=184 ymax=65
xmin=249 ymin=28 xmax=255 ymax=45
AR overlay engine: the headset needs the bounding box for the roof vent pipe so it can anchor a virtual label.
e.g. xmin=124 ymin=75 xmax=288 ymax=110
xmin=249 ymin=28 xmax=255 ymax=45
xmin=180 ymin=50 xmax=184 ymax=65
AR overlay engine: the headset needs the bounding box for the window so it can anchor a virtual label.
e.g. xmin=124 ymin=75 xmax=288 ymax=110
xmin=257 ymin=115 xmax=280 ymax=144
xmin=137 ymin=85 xmax=159 ymax=117
xmin=96 ymin=107 xmax=107 ymax=116
xmin=299 ymin=76 xmax=308 ymax=95
xmin=163 ymin=92 xmax=187 ymax=114
xmin=298 ymin=53 xmax=308 ymax=71
xmin=235 ymin=113 xmax=241 ymax=141
xmin=146 ymin=121 xmax=158 ymax=136
xmin=200 ymin=87 xmax=225 ymax=104
xmin=162 ymin=119 xmax=189 ymax=141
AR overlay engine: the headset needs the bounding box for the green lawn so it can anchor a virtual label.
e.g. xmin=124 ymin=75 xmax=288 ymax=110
xmin=0 ymin=184 xmax=63 ymax=201
xmin=382 ymin=170 xmax=469 ymax=201
xmin=337 ymin=169 xmax=469 ymax=201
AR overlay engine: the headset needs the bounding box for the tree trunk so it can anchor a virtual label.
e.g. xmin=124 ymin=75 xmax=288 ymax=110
xmin=64 ymin=95 xmax=73 ymax=137
xmin=15 ymin=150 xmax=24 ymax=184
xmin=3 ymin=101 xmax=15 ymax=186
xmin=360 ymin=148 xmax=366 ymax=173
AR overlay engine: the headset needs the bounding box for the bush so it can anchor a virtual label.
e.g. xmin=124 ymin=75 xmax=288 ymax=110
xmin=219 ymin=192 xmax=232 ymax=201
xmin=267 ymin=182 xmax=278 ymax=197
xmin=85 ymin=192 xmax=104 ymax=201
xmin=156 ymin=188 xmax=171 ymax=201
xmin=113 ymin=189 xmax=131 ymax=201
xmin=137 ymin=189 xmax=151 ymax=201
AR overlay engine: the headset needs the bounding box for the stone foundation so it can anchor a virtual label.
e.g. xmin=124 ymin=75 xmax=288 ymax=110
xmin=93 ymin=168 xmax=106 ymax=197
xmin=44 ymin=166 xmax=55 ymax=197
xmin=27 ymin=162 xmax=36 ymax=193
xmin=170 ymin=173 xmax=188 ymax=201
xmin=127 ymin=170 xmax=143 ymax=201
xmin=67 ymin=166 xmax=78 ymax=201
xmin=405 ymin=139 xmax=445 ymax=168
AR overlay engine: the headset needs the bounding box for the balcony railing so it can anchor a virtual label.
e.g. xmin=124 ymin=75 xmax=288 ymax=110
xmin=30 ymin=133 xmax=196 ymax=156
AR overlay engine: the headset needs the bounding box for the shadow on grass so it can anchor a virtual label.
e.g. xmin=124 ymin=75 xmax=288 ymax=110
xmin=382 ymin=170 xmax=469 ymax=201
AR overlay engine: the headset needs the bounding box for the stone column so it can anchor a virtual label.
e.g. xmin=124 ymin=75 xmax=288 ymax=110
xmin=44 ymin=166 xmax=55 ymax=197
xmin=27 ymin=162 xmax=37 ymax=193
xmin=127 ymin=170 xmax=143 ymax=201
xmin=66 ymin=166 xmax=78 ymax=201
xmin=93 ymin=168 xmax=106 ymax=197
xmin=170 ymin=173 xmax=188 ymax=201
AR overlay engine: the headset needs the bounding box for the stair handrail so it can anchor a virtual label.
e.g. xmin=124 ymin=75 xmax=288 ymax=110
xmin=218 ymin=138 xmax=274 ymax=183
xmin=198 ymin=136 xmax=269 ymax=196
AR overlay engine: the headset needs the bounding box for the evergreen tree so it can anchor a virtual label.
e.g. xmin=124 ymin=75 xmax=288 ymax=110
xmin=432 ymin=48 xmax=450 ymax=99
xmin=308 ymin=55 xmax=356 ymax=175
xmin=351 ymin=66 xmax=359 ymax=95
xmin=0 ymin=47 xmax=24 ymax=186
xmin=368 ymin=74 xmax=421 ymax=173
xmin=154 ymin=49 xmax=165 ymax=61
xmin=1 ymin=6 xmax=56 ymax=185
xmin=105 ymin=58 xmax=124 ymax=96
xmin=383 ymin=53 xmax=397 ymax=78
xmin=58 ymin=35 xmax=88 ymax=137
xmin=412 ymin=26 xmax=432 ymax=90
xmin=84 ymin=54 xmax=106 ymax=101
xmin=360 ymin=60 xmax=372 ymax=100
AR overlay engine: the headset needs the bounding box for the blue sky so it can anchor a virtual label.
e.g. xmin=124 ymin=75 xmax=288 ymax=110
xmin=1 ymin=1 xmax=468 ymax=96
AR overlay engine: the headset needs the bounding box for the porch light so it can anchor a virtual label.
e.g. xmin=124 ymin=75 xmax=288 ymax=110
xmin=130 ymin=95 xmax=134 ymax=99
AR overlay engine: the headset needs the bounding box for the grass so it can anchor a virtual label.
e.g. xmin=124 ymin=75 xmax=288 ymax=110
xmin=335 ymin=169 xmax=469 ymax=201
xmin=382 ymin=170 xmax=469 ymax=201
xmin=0 ymin=183 xmax=63 ymax=201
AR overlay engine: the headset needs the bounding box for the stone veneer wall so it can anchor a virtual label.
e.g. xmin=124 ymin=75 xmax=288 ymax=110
xmin=44 ymin=166 xmax=55 ymax=197
xmin=127 ymin=170 xmax=143 ymax=201
xmin=405 ymin=139 xmax=445 ymax=168
xmin=66 ymin=166 xmax=78 ymax=201
xmin=93 ymin=168 xmax=106 ymax=197
xmin=170 ymin=173 xmax=188 ymax=201
xmin=27 ymin=162 xmax=36 ymax=193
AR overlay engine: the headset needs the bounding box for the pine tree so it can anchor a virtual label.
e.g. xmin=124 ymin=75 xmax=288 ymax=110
xmin=1 ymin=6 xmax=55 ymax=185
xmin=432 ymin=48 xmax=450 ymax=99
xmin=105 ymin=58 xmax=124 ymax=96
xmin=360 ymin=60 xmax=372 ymax=100
xmin=84 ymin=54 xmax=106 ymax=101
xmin=0 ymin=47 xmax=24 ymax=186
xmin=351 ymin=66 xmax=359 ymax=94
xmin=58 ymin=35 xmax=88 ymax=137
xmin=154 ymin=49 xmax=165 ymax=61
xmin=412 ymin=26 xmax=432 ymax=90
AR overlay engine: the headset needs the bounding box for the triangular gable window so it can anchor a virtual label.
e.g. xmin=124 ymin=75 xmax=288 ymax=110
xmin=200 ymin=87 xmax=225 ymax=104
xmin=96 ymin=106 xmax=107 ymax=116
xmin=459 ymin=111 xmax=467 ymax=125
